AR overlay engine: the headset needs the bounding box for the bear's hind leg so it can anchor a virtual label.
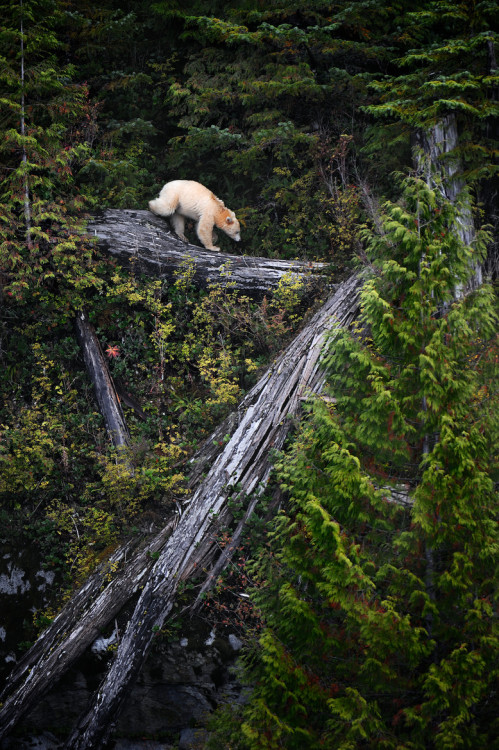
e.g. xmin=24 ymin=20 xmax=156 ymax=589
xmin=170 ymin=213 xmax=188 ymax=242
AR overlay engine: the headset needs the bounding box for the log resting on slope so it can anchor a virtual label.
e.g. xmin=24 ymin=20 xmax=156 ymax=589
xmin=87 ymin=209 xmax=328 ymax=298
xmin=75 ymin=309 xmax=130 ymax=450
xmin=64 ymin=273 xmax=362 ymax=750
xmin=0 ymin=274 xmax=360 ymax=745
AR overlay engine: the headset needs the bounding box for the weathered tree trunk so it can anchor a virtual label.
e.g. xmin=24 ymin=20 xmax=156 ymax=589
xmin=88 ymin=209 xmax=327 ymax=298
xmin=0 ymin=244 xmax=329 ymax=739
xmin=62 ymin=273 xmax=361 ymax=750
xmin=413 ymin=113 xmax=482 ymax=290
xmin=75 ymin=309 xmax=130 ymax=449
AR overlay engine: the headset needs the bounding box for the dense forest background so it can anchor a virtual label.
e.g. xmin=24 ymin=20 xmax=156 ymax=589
xmin=0 ymin=0 xmax=498 ymax=747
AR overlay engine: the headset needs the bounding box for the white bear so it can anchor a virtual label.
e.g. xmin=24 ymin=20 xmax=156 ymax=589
xmin=148 ymin=180 xmax=241 ymax=252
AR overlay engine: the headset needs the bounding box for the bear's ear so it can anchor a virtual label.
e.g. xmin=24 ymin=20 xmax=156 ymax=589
xmin=226 ymin=216 xmax=234 ymax=224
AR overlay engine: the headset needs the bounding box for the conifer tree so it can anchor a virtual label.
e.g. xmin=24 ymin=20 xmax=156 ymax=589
xmin=235 ymin=175 xmax=498 ymax=749
xmin=365 ymin=0 xmax=498 ymax=184
xmin=0 ymin=0 xmax=100 ymax=306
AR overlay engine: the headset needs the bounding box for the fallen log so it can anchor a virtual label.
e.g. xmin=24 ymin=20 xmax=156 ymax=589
xmin=0 ymin=274 xmax=361 ymax=745
xmin=75 ymin=309 xmax=130 ymax=449
xmin=88 ymin=209 xmax=328 ymax=298
xmin=64 ymin=273 xmax=362 ymax=750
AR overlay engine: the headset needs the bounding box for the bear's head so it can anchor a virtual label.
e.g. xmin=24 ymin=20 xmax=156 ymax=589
xmin=219 ymin=210 xmax=241 ymax=242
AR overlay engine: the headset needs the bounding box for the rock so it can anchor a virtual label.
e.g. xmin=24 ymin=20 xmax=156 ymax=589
xmin=17 ymin=623 xmax=243 ymax=743
xmin=178 ymin=728 xmax=207 ymax=749
xmin=228 ymin=634 xmax=243 ymax=652
xmin=0 ymin=731 xmax=62 ymax=749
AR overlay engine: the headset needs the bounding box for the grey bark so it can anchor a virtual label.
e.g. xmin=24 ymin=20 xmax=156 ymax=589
xmin=413 ymin=113 xmax=482 ymax=290
xmin=75 ymin=309 xmax=130 ymax=450
xmin=63 ymin=273 xmax=362 ymax=750
xmin=87 ymin=209 xmax=327 ymax=298
xmin=413 ymin=114 xmax=482 ymax=647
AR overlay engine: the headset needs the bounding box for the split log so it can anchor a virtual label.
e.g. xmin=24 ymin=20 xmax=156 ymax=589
xmin=0 ymin=246 xmax=328 ymax=739
xmin=75 ymin=309 xmax=130 ymax=449
xmin=64 ymin=273 xmax=362 ymax=750
xmin=88 ymin=209 xmax=328 ymax=298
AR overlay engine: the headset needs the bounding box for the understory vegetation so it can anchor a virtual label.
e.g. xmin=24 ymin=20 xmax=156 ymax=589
xmin=0 ymin=0 xmax=497 ymax=746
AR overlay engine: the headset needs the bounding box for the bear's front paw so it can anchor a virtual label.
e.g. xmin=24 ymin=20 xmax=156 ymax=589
xmin=207 ymin=246 xmax=221 ymax=252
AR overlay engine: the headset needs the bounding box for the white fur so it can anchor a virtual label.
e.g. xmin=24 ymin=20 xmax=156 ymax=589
xmin=148 ymin=179 xmax=241 ymax=252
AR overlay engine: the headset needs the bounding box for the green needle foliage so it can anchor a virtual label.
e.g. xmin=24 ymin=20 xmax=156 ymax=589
xmin=365 ymin=1 xmax=498 ymax=184
xmin=234 ymin=176 xmax=498 ymax=749
xmin=0 ymin=0 xmax=102 ymax=307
